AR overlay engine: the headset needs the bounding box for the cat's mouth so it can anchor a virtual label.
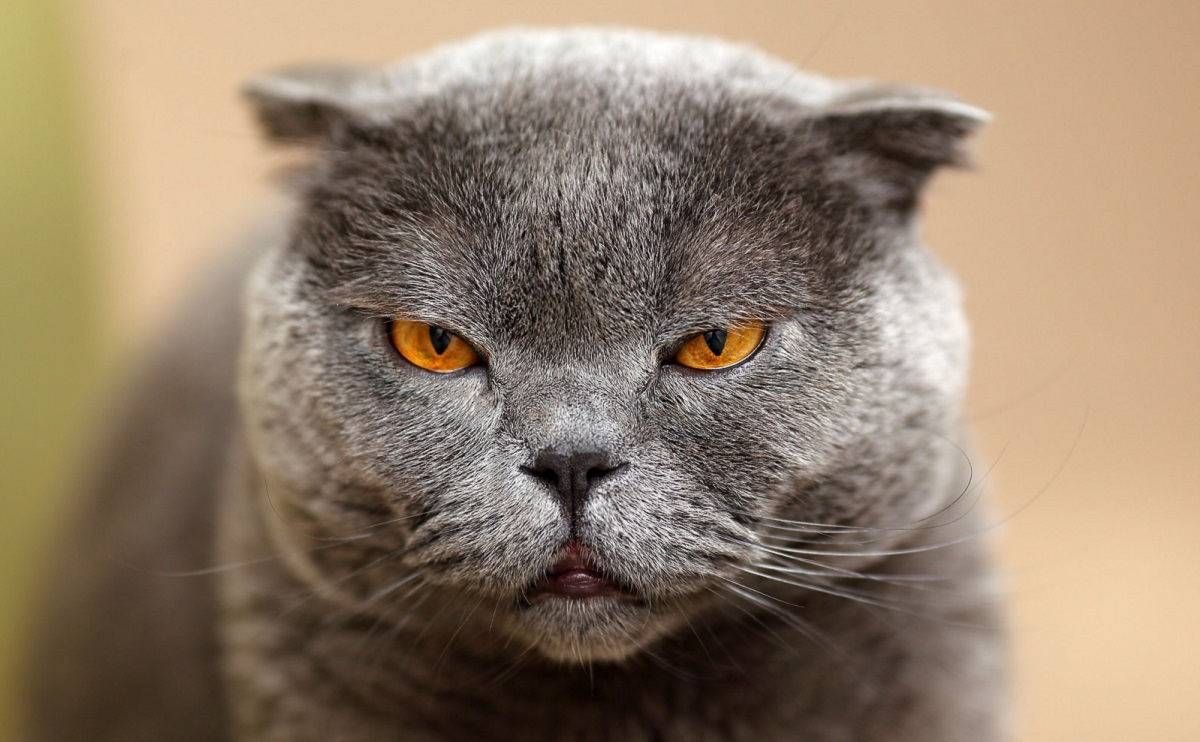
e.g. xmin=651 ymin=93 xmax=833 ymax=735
xmin=524 ymin=542 xmax=638 ymax=602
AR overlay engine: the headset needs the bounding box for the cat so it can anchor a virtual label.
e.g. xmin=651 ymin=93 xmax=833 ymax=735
xmin=25 ymin=28 xmax=1006 ymax=741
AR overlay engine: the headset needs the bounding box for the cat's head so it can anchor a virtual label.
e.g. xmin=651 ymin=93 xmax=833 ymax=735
xmin=237 ymin=29 xmax=984 ymax=663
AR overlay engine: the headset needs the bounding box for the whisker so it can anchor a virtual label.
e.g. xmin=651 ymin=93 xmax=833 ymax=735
xmin=264 ymin=551 xmax=408 ymax=641
xmin=714 ymin=580 xmax=850 ymax=662
xmin=756 ymin=557 xmax=957 ymax=587
xmin=733 ymin=566 xmax=982 ymax=625
xmin=306 ymin=508 xmax=438 ymax=542
xmin=703 ymin=585 xmax=805 ymax=659
xmin=105 ymin=538 xmax=355 ymax=578
xmin=483 ymin=643 xmax=538 ymax=686
xmin=677 ymin=605 xmax=716 ymax=665
xmin=732 ymin=433 xmax=1008 ymax=543
xmin=634 ymin=639 xmax=706 ymax=682
xmin=356 ymin=582 xmax=435 ymax=669
xmin=430 ymin=597 xmax=485 ymax=689
xmin=352 ymin=568 xmax=428 ymax=612
xmin=745 ymin=531 xmax=982 ymax=559
xmin=111 ymin=505 xmax=436 ymax=578
xmin=721 ymin=532 xmax=950 ymax=582
xmin=751 ymin=408 xmax=1083 ymax=560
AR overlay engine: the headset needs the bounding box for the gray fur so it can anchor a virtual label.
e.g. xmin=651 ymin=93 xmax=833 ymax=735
xmin=25 ymin=28 xmax=1005 ymax=741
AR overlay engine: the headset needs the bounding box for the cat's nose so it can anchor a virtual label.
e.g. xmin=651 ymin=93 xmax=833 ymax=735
xmin=524 ymin=445 xmax=623 ymax=519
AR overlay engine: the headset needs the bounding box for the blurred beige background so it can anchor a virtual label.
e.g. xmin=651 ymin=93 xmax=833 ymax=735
xmin=3 ymin=1 xmax=1198 ymax=740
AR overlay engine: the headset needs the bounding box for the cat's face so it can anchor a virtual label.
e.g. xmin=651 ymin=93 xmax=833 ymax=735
xmin=238 ymin=30 xmax=980 ymax=662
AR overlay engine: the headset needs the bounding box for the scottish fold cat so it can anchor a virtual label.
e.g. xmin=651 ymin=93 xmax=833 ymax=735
xmin=26 ymin=28 xmax=1005 ymax=741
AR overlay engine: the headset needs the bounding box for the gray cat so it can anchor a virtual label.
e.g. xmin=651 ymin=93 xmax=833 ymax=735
xmin=25 ymin=28 xmax=1006 ymax=741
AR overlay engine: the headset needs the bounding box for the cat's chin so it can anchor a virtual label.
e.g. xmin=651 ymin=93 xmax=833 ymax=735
xmin=509 ymin=595 xmax=670 ymax=664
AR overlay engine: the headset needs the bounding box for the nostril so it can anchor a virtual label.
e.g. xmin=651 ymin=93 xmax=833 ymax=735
xmin=521 ymin=464 xmax=559 ymax=486
xmin=523 ymin=445 xmax=624 ymax=515
xmin=582 ymin=461 xmax=625 ymax=485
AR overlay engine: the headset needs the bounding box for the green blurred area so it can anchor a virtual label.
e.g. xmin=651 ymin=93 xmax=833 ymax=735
xmin=0 ymin=0 xmax=101 ymax=738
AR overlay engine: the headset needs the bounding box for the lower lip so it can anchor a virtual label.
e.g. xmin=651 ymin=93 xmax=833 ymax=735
xmin=527 ymin=569 xmax=637 ymax=601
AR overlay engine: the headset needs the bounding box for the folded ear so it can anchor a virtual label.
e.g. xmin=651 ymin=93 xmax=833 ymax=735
xmin=242 ymin=64 xmax=373 ymax=144
xmin=811 ymin=84 xmax=990 ymax=211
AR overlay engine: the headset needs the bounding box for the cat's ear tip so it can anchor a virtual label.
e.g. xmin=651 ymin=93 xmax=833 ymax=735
xmin=242 ymin=63 xmax=370 ymax=98
xmin=943 ymin=100 xmax=992 ymax=125
xmin=241 ymin=63 xmax=372 ymax=144
xmin=865 ymin=98 xmax=991 ymax=126
xmin=240 ymin=75 xmax=318 ymax=116
xmin=809 ymin=82 xmax=991 ymax=206
xmin=826 ymin=82 xmax=991 ymax=127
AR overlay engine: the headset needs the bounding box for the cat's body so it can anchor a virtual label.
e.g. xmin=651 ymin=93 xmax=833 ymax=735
xmin=26 ymin=30 xmax=1005 ymax=741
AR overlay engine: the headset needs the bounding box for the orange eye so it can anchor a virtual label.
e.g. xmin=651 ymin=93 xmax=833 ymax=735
xmin=674 ymin=323 xmax=766 ymax=370
xmin=390 ymin=320 xmax=480 ymax=373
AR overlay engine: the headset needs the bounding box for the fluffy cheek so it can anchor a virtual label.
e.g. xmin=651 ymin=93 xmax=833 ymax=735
xmin=399 ymin=461 xmax=565 ymax=595
xmin=240 ymin=259 xmax=525 ymax=593
xmin=582 ymin=461 xmax=754 ymax=596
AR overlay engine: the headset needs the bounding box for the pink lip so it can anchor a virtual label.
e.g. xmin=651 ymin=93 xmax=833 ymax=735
xmin=528 ymin=543 xmax=635 ymax=600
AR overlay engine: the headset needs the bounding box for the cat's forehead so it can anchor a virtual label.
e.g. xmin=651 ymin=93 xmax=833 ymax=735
xmin=285 ymin=33 xmax=921 ymax=349
xmin=266 ymin=30 xmax=984 ymax=349
xmin=301 ymin=91 xmax=842 ymax=348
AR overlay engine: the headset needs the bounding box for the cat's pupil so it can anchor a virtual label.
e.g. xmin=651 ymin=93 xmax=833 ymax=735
xmin=429 ymin=327 xmax=452 ymax=355
xmin=703 ymin=329 xmax=727 ymax=356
